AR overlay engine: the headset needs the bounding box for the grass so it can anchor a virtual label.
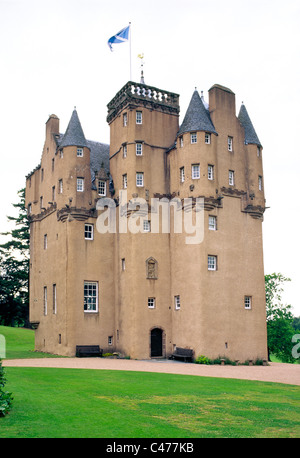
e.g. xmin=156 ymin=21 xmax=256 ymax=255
xmin=1 ymin=367 xmax=300 ymax=438
xmin=0 ymin=325 xmax=299 ymax=438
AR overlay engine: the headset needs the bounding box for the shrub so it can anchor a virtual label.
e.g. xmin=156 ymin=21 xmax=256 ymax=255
xmin=195 ymin=355 xmax=211 ymax=365
xmin=0 ymin=359 xmax=13 ymax=417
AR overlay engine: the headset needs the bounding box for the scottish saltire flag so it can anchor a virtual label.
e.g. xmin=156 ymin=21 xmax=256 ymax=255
xmin=108 ymin=25 xmax=130 ymax=51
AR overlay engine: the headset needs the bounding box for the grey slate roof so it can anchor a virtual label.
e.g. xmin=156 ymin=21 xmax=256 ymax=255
xmin=238 ymin=104 xmax=261 ymax=147
xmin=178 ymin=89 xmax=217 ymax=136
xmin=59 ymin=109 xmax=89 ymax=149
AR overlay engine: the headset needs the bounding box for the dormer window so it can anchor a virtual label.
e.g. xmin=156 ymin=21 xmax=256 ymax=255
xmin=98 ymin=180 xmax=106 ymax=196
xmin=77 ymin=148 xmax=83 ymax=157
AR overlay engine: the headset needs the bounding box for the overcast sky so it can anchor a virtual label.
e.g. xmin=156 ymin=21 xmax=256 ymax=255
xmin=0 ymin=0 xmax=299 ymax=315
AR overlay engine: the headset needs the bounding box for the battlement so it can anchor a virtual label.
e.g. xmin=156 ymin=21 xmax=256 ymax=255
xmin=107 ymin=81 xmax=180 ymax=123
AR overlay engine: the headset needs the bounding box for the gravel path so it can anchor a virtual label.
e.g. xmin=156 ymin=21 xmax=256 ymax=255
xmin=3 ymin=358 xmax=300 ymax=386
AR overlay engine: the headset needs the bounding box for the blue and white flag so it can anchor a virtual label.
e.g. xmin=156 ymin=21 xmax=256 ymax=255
xmin=108 ymin=25 xmax=130 ymax=51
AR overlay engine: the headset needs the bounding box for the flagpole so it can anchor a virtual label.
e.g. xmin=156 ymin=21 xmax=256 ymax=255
xmin=129 ymin=22 xmax=132 ymax=81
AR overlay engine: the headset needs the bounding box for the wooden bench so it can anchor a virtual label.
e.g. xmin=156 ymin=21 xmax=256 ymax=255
xmin=76 ymin=345 xmax=102 ymax=357
xmin=171 ymin=347 xmax=194 ymax=362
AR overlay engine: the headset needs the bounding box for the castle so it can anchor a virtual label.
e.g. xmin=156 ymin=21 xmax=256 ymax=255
xmin=25 ymin=80 xmax=268 ymax=361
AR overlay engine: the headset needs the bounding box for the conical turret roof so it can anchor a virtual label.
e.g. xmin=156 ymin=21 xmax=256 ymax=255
xmin=59 ymin=108 xmax=89 ymax=149
xmin=178 ymin=89 xmax=216 ymax=136
xmin=238 ymin=104 xmax=261 ymax=147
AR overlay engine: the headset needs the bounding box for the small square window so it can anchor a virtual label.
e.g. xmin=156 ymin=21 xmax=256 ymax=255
xmin=77 ymin=148 xmax=83 ymax=157
xmin=228 ymin=136 xmax=233 ymax=151
xmin=85 ymin=224 xmax=94 ymax=240
xmin=77 ymin=178 xmax=84 ymax=192
xmin=148 ymin=297 xmax=155 ymax=309
xmin=190 ymin=132 xmax=197 ymax=144
xmin=229 ymin=170 xmax=234 ymax=186
xmin=208 ymin=165 xmax=214 ymax=180
xmin=244 ymin=296 xmax=252 ymax=309
xmin=208 ymin=255 xmax=217 ymax=271
xmin=174 ymin=295 xmax=180 ymax=310
xmin=136 ymin=143 xmax=143 ymax=156
xmin=136 ymin=172 xmax=144 ymax=187
xmin=205 ymin=133 xmax=211 ymax=144
xmin=98 ymin=180 xmax=106 ymax=196
xmin=192 ymin=164 xmax=200 ymax=179
xmin=209 ymin=215 xmax=217 ymax=230
xmin=136 ymin=111 xmax=142 ymax=124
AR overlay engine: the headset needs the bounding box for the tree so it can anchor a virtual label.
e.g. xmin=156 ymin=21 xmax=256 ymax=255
xmin=265 ymin=273 xmax=295 ymax=363
xmin=0 ymin=189 xmax=30 ymax=326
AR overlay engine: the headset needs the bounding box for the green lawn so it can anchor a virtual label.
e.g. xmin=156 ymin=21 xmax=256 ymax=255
xmin=0 ymin=325 xmax=299 ymax=438
xmin=1 ymin=367 xmax=300 ymax=438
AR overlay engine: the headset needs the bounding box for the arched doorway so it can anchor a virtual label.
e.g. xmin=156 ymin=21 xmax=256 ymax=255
xmin=151 ymin=328 xmax=163 ymax=357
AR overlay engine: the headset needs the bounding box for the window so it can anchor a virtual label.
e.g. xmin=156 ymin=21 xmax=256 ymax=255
xmin=77 ymin=147 xmax=83 ymax=157
xmin=258 ymin=175 xmax=263 ymax=191
xmin=123 ymin=113 xmax=127 ymax=126
xmin=174 ymin=295 xmax=180 ymax=310
xmin=257 ymin=146 xmax=261 ymax=157
xmin=148 ymin=298 xmax=155 ymax=309
xmin=136 ymin=172 xmax=144 ymax=187
xmin=52 ymin=186 xmax=56 ymax=201
xmin=40 ymin=196 xmax=43 ymax=209
xmin=77 ymin=178 xmax=84 ymax=192
xmin=43 ymin=286 xmax=47 ymax=315
xmin=229 ymin=170 xmax=234 ymax=186
xmin=228 ymin=136 xmax=233 ymax=151
xmin=205 ymin=133 xmax=211 ymax=144
xmin=192 ymin=164 xmax=200 ymax=179
xmin=136 ymin=111 xmax=142 ymax=124
xmin=98 ymin=180 xmax=106 ymax=196
xmin=121 ymin=258 xmax=125 ymax=271
xmin=179 ymin=136 xmax=183 ymax=147
xmin=41 ymin=168 xmax=44 ymax=182
xmin=85 ymin=224 xmax=94 ymax=240
xmin=136 ymin=143 xmax=143 ymax=156
xmin=44 ymin=234 xmax=47 ymax=250
xmin=84 ymin=281 xmax=98 ymax=312
xmin=209 ymin=215 xmax=217 ymax=230
xmin=208 ymin=255 xmax=217 ymax=271
xmin=244 ymin=296 xmax=252 ymax=309
xmin=108 ymin=336 xmax=113 ymax=346
xmin=52 ymin=158 xmax=55 ymax=172
xmin=59 ymin=149 xmax=63 ymax=159
xmin=59 ymin=179 xmax=63 ymax=194
xmin=123 ymin=174 xmax=127 ymax=189
xmin=28 ymin=203 xmax=32 ymax=214
xmin=53 ymin=284 xmax=57 ymax=314
xmin=180 ymin=167 xmax=185 ymax=183
xmin=207 ymin=165 xmax=214 ymax=180
xmin=123 ymin=144 xmax=127 ymax=158
xmin=190 ymin=132 xmax=197 ymax=144
xmin=143 ymin=220 xmax=151 ymax=232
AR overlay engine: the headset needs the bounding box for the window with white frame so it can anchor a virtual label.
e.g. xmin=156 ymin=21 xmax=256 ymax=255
xmin=192 ymin=164 xmax=200 ymax=179
xmin=84 ymin=281 xmax=98 ymax=312
xmin=229 ymin=170 xmax=234 ymax=186
xmin=77 ymin=147 xmax=83 ymax=157
xmin=136 ymin=111 xmax=142 ymax=124
xmin=84 ymin=224 xmax=94 ymax=240
xmin=123 ymin=174 xmax=127 ymax=189
xmin=53 ymin=284 xmax=57 ymax=314
xmin=244 ymin=296 xmax=252 ymax=309
xmin=208 ymin=165 xmax=214 ymax=180
xmin=98 ymin=180 xmax=106 ymax=196
xmin=258 ymin=175 xmax=263 ymax=191
xmin=143 ymin=220 xmax=151 ymax=232
xmin=205 ymin=133 xmax=211 ymax=144
xmin=77 ymin=177 xmax=84 ymax=192
xmin=59 ymin=179 xmax=63 ymax=194
xmin=209 ymin=215 xmax=217 ymax=231
xmin=174 ymin=295 xmax=180 ymax=310
xmin=136 ymin=142 xmax=143 ymax=156
xmin=123 ymin=144 xmax=127 ymax=158
xmin=148 ymin=297 xmax=155 ymax=309
xmin=228 ymin=136 xmax=233 ymax=151
xmin=43 ymin=286 xmax=47 ymax=315
xmin=123 ymin=113 xmax=127 ymax=126
xmin=108 ymin=336 xmax=113 ymax=345
xmin=190 ymin=132 xmax=197 ymax=144
xmin=208 ymin=255 xmax=217 ymax=271
xmin=136 ymin=172 xmax=144 ymax=187
xmin=180 ymin=167 xmax=185 ymax=183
